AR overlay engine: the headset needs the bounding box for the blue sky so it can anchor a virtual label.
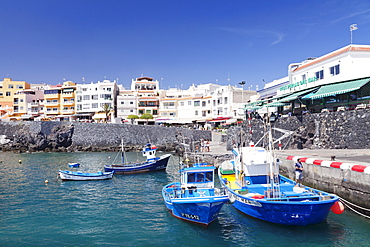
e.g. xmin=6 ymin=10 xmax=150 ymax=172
xmin=1 ymin=0 xmax=370 ymax=91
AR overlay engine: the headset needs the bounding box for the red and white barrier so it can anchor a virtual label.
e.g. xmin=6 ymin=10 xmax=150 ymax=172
xmin=286 ymin=156 xmax=370 ymax=174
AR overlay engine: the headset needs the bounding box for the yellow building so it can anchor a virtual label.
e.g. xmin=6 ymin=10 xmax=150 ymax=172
xmin=0 ymin=78 xmax=31 ymax=119
xmin=44 ymin=81 xmax=76 ymax=120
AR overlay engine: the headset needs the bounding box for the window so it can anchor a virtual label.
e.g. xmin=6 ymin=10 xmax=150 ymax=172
xmin=92 ymin=94 xmax=98 ymax=100
xmin=224 ymin=97 xmax=228 ymax=104
xmin=8 ymin=84 xmax=14 ymax=89
xmin=83 ymin=95 xmax=90 ymax=100
xmin=100 ymin=94 xmax=112 ymax=100
xmin=330 ymin=64 xmax=340 ymax=76
xmin=302 ymin=74 xmax=306 ymax=81
xmin=315 ymin=70 xmax=324 ymax=80
xmin=0 ymin=92 xmax=3 ymax=96
xmin=194 ymin=101 xmax=200 ymax=106
xmin=188 ymin=101 xmax=192 ymax=105
xmin=121 ymin=101 xmax=125 ymax=104
xmin=180 ymin=102 xmax=184 ymax=106
xmin=130 ymin=101 xmax=134 ymax=105
xmin=6 ymin=92 xmax=11 ymax=96
xmin=202 ymin=101 xmax=206 ymax=107
xmin=195 ymin=110 xmax=198 ymax=115
xmin=92 ymin=103 xmax=98 ymax=108
xmin=16 ymin=85 xmax=23 ymax=89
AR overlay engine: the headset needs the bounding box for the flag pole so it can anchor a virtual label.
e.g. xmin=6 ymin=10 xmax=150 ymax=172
xmin=350 ymin=24 xmax=358 ymax=44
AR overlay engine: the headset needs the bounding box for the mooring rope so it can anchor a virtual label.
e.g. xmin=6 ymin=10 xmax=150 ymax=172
xmin=338 ymin=196 xmax=370 ymax=219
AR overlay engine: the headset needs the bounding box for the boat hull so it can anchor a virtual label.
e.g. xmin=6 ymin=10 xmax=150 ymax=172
xmin=219 ymin=171 xmax=338 ymax=226
xmin=162 ymin=183 xmax=229 ymax=226
xmin=228 ymin=190 xmax=336 ymax=226
xmin=58 ymin=170 xmax=114 ymax=181
xmin=104 ymin=154 xmax=171 ymax=174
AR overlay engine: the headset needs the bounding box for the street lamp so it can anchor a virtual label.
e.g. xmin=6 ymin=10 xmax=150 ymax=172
xmin=239 ymin=81 xmax=246 ymax=119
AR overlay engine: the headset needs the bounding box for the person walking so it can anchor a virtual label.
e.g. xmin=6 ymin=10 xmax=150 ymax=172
xmin=295 ymin=158 xmax=303 ymax=187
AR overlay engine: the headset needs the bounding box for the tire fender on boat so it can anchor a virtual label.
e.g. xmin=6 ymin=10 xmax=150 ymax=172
xmin=228 ymin=193 xmax=236 ymax=204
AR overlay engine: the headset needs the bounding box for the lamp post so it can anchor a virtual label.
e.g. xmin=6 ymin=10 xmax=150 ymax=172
xmin=239 ymin=81 xmax=246 ymax=118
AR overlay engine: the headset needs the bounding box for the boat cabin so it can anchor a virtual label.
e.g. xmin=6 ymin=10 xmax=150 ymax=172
xmin=142 ymin=143 xmax=157 ymax=160
xmin=180 ymin=163 xmax=215 ymax=189
xmin=233 ymin=146 xmax=279 ymax=185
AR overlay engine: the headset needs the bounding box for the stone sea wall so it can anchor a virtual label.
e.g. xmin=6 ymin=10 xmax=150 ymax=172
xmin=0 ymin=121 xmax=211 ymax=152
xmin=226 ymin=108 xmax=370 ymax=150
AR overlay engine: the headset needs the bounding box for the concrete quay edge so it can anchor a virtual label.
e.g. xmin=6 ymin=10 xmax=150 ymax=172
xmin=276 ymin=149 xmax=370 ymax=174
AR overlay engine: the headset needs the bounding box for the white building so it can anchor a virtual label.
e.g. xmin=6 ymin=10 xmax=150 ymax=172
xmin=158 ymin=83 xmax=258 ymax=126
xmin=254 ymin=44 xmax=370 ymax=115
xmin=75 ymin=79 xmax=119 ymax=122
xmin=116 ymin=88 xmax=137 ymax=121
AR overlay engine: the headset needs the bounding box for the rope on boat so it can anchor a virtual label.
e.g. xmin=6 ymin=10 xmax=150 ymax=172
xmin=338 ymin=196 xmax=370 ymax=219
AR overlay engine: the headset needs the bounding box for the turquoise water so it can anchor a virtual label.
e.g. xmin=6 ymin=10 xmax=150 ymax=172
xmin=1 ymin=152 xmax=370 ymax=247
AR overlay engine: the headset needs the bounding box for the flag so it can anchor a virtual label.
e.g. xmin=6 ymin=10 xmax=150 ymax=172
xmin=350 ymin=24 xmax=358 ymax=31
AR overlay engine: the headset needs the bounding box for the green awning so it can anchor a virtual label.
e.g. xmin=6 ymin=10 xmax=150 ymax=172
xmin=265 ymin=102 xmax=290 ymax=107
xmin=278 ymin=88 xmax=317 ymax=102
xmin=309 ymin=78 xmax=370 ymax=99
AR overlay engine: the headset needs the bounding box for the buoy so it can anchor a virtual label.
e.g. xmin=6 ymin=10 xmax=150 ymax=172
xmin=331 ymin=201 xmax=345 ymax=214
xmin=18 ymin=160 xmax=22 ymax=164
xmin=45 ymin=180 xmax=49 ymax=183
xmin=151 ymin=145 xmax=156 ymax=149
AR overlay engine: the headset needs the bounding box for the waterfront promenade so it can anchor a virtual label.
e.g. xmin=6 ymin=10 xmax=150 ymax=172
xmin=202 ymin=132 xmax=370 ymax=166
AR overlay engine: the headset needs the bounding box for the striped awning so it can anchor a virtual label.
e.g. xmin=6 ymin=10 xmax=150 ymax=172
xmin=278 ymin=88 xmax=317 ymax=102
xmin=309 ymin=78 xmax=370 ymax=99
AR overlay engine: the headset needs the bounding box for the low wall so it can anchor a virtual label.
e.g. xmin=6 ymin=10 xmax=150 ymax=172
xmin=0 ymin=121 xmax=212 ymax=152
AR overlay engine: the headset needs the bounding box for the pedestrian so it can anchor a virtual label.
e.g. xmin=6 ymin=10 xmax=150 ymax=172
xmin=295 ymin=158 xmax=303 ymax=186
xmin=200 ymin=139 xmax=205 ymax=152
xmin=205 ymin=139 xmax=210 ymax=152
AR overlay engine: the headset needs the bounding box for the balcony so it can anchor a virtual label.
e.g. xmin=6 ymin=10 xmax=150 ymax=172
xmin=44 ymin=102 xmax=59 ymax=106
xmin=62 ymin=109 xmax=75 ymax=114
xmin=63 ymin=101 xmax=75 ymax=105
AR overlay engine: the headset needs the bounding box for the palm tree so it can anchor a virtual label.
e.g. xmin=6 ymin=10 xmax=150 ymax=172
xmin=102 ymin=103 xmax=112 ymax=123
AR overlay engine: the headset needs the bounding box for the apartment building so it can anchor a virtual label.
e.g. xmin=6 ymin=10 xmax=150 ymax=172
xmin=131 ymin=77 xmax=160 ymax=123
xmin=0 ymin=78 xmax=30 ymax=119
xmin=75 ymin=79 xmax=118 ymax=122
xmin=116 ymin=88 xmax=137 ymax=120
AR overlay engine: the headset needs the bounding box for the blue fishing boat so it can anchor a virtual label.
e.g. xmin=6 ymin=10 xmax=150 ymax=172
xmin=219 ymin=141 xmax=343 ymax=226
xmin=68 ymin=162 xmax=80 ymax=168
xmin=162 ymin=162 xmax=229 ymax=226
xmin=58 ymin=170 xmax=114 ymax=181
xmin=104 ymin=141 xmax=171 ymax=174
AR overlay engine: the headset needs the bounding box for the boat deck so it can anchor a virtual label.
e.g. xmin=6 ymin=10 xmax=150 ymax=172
xmin=220 ymin=174 xmax=241 ymax=190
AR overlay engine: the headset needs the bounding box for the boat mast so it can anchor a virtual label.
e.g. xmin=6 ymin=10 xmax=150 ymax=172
xmin=121 ymin=139 xmax=125 ymax=164
xmin=266 ymin=108 xmax=280 ymax=198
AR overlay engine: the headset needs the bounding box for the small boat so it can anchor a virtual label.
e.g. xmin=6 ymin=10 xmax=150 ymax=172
xmin=104 ymin=141 xmax=171 ymax=174
xmin=162 ymin=162 xmax=229 ymax=226
xmin=68 ymin=163 xmax=80 ymax=168
xmin=219 ymin=141 xmax=342 ymax=226
xmin=58 ymin=170 xmax=114 ymax=181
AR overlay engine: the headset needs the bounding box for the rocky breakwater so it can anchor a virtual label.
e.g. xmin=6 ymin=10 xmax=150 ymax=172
xmin=0 ymin=121 xmax=74 ymax=152
xmin=0 ymin=121 xmax=212 ymax=153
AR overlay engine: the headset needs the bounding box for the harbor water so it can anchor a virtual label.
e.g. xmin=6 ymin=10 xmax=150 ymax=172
xmin=1 ymin=151 xmax=370 ymax=247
